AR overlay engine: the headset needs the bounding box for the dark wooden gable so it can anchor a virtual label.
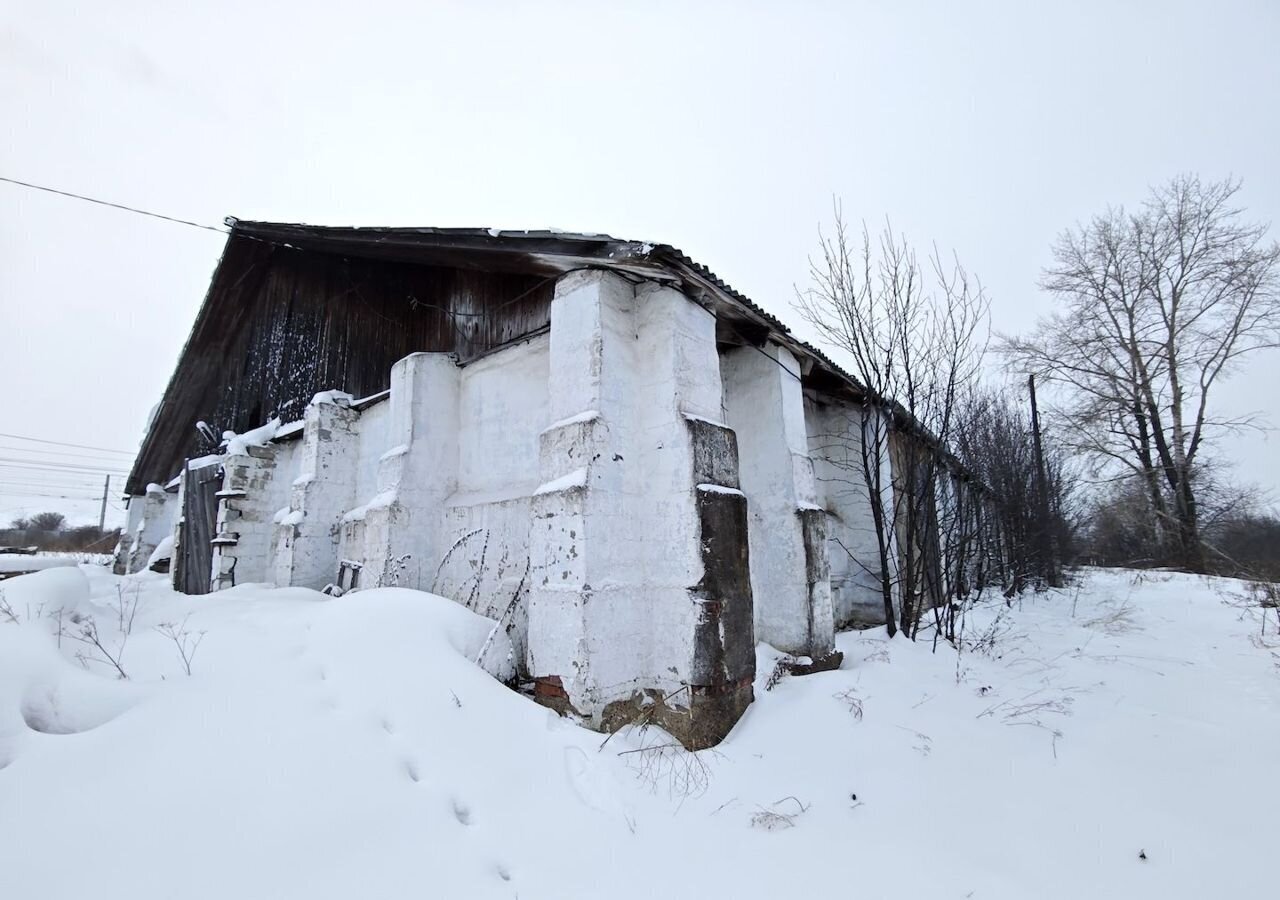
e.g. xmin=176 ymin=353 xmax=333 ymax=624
xmin=126 ymin=237 xmax=554 ymax=494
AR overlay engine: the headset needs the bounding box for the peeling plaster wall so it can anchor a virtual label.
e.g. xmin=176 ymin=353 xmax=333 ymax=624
xmin=457 ymin=336 xmax=548 ymax=499
xmin=721 ymin=343 xmax=833 ymax=657
xmin=429 ymin=335 xmax=550 ymax=675
xmin=272 ymin=398 xmax=362 ymax=591
xmin=116 ymin=498 xmax=145 ymax=574
xmin=804 ymin=395 xmax=897 ymax=628
xmin=334 ymin=352 xmax=460 ymax=593
xmin=212 ymin=446 xmax=286 ymax=589
xmin=123 ymin=486 xmax=176 ymax=574
xmin=138 ymin=269 xmax=926 ymax=748
xmin=527 ymin=271 xmax=754 ymax=747
xmin=352 ymin=400 xmax=390 ymax=504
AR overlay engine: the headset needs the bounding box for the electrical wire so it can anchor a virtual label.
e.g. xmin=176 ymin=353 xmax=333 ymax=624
xmin=0 ymin=431 xmax=135 ymax=455
xmin=0 ymin=478 xmax=112 ymax=491
xmin=3 ymin=174 xmax=571 ymax=326
xmin=0 ymin=444 xmax=135 ymax=463
xmin=0 ymin=465 xmax=118 ymax=479
xmin=0 ymin=176 xmax=226 ymax=235
xmin=0 ymin=462 xmax=123 ymax=477
xmin=0 ymin=480 xmax=115 ymax=489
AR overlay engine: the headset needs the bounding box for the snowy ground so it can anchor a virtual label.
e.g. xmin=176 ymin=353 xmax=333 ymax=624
xmin=1 ymin=566 xmax=1277 ymax=899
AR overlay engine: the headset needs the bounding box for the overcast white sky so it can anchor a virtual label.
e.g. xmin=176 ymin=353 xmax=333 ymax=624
xmin=2 ymin=0 xmax=1277 ymax=528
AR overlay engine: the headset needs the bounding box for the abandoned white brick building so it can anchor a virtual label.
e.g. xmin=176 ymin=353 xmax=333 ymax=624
xmin=119 ymin=223 xmax=964 ymax=747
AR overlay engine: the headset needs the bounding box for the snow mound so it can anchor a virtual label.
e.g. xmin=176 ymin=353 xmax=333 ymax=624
xmin=147 ymin=535 xmax=174 ymax=568
xmin=0 ymin=569 xmax=1277 ymax=899
xmin=0 ymin=565 xmax=90 ymax=615
xmin=0 ymin=614 xmax=144 ymax=770
xmin=0 ymin=556 xmax=77 ymax=575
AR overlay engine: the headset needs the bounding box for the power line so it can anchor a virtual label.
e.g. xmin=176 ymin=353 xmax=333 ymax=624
xmin=0 ymin=476 xmax=118 ymax=490
xmin=0 ymin=473 xmax=110 ymax=486
xmin=0 ymin=479 xmax=111 ymax=492
xmin=0 ymin=459 xmax=130 ymax=476
xmin=0 ymin=465 xmax=124 ymax=479
xmin=0 ymin=444 xmax=134 ymax=463
xmin=0 ymin=432 xmax=135 ymax=455
xmin=0 ymin=473 xmax=114 ymax=488
xmin=0 ymin=457 xmax=129 ymax=471
xmin=0 ymin=460 xmax=119 ymax=476
xmin=3 ymin=175 xmax=574 ymax=331
xmin=0 ymin=175 xmax=226 ymax=235
xmin=0 ymin=460 xmax=124 ymax=476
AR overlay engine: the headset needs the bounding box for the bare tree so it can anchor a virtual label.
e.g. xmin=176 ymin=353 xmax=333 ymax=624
xmin=1004 ymin=175 xmax=1280 ymax=572
xmin=954 ymin=387 xmax=1077 ymax=591
xmin=28 ymin=511 xmax=67 ymax=532
xmin=796 ymin=209 xmax=989 ymax=638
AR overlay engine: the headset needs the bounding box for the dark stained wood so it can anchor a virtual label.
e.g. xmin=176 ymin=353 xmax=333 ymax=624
xmin=126 ymin=238 xmax=555 ymax=494
xmin=177 ymin=462 xmax=221 ymax=595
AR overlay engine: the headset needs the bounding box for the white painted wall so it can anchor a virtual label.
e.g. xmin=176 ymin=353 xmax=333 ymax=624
xmin=804 ymin=395 xmax=894 ymax=628
xmin=722 ymin=343 xmax=833 ymax=655
xmin=122 ymin=484 xmax=176 ymax=573
xmin=141 ymin=264 xmax=921 ymax=745
xmin=528 ymin=272 xmax=747 ymax=729
xmin=352 ymin=399 xmax=389 ymax=504
xmin=456 ymin=335 xmax=548 ymax=499
xmin=213 ymin=445 xmax=288 ymax=588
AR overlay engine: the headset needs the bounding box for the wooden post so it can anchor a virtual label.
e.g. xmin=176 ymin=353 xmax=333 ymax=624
xmin=1027 ymin=375 xmax=1058 ymax=585
xmin=98 ymin=474 xmax=109 ymax=533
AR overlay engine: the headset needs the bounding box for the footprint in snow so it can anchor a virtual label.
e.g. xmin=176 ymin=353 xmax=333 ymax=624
xmin=452 ymin=799 xmax=473 ymax=826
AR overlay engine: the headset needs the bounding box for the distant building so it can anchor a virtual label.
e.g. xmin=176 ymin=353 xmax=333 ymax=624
xmin=120 ymin=222 xmax=978 ymax=747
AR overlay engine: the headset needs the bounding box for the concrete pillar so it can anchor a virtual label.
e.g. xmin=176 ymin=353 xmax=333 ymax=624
xmin=116 ymin=494 xmax=145 ymax=574
xmin=528 ymin=271 xmax=754 ymax=749
xmin=211 ymin=446 xmax=280 ymax=589
xmin=341 ymin=352 xmax=460 ymax=590
xmin=635 ymin=284 xmax=755 ymax=746
xmin=723 ymin=343 xmax=834 ymax=657
xmin=125 ymin=484 xmax=175 ymax=574
xmin=529 ymin=270 xmax=639 ymax=719
xmin=273 ymin=394 xmax=360 ymax=590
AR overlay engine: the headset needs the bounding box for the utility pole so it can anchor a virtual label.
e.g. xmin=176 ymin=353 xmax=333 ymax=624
xmin=98 ymin=474 xmax=110 ymax=532
xmin=1027 ymin=374 xmax=1059 ymax=586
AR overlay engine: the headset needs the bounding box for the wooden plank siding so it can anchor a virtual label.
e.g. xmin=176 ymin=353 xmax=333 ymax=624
xmin=176 ymin=461 xmax=222 ymax=595
xmin=126 ymin=237 xmax=554 ymax=494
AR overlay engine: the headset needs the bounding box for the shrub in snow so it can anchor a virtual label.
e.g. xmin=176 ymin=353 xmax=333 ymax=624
xmin=749 ymin=796 xmax=810 ymax=830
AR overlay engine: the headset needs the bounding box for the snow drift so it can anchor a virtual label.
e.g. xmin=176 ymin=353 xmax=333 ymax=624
xmin=0 ymin=566 xmax=1277 ymax=899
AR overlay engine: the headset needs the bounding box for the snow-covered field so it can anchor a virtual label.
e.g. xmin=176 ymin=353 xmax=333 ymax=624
xmin=1 ymin=566 xmax=1276 ymax=899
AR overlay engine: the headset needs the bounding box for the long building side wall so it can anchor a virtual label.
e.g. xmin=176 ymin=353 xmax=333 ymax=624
xmin=804 ymin=395 xmax=898 ymax=629
xmin=721 ymin=343 xmax=833 ymax=657
xmin=126 ymin=272 xmax=906 ymax=747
